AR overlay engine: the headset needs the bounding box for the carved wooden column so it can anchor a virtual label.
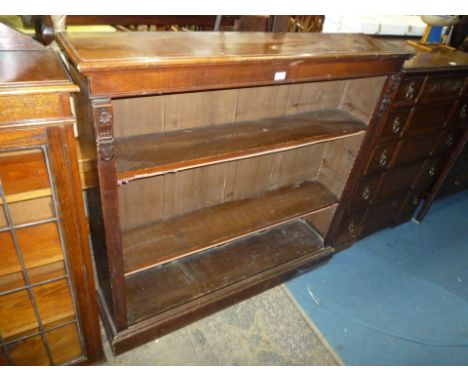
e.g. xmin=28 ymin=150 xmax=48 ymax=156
xmin=325 ymin=73 xmax=403 ymax=248
xmin=91 ymin=98 xmax=128 ymax=331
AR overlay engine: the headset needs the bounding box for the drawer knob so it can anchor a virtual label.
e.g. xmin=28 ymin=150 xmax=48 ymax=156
xmin=413 ymin=196 xmax=419 ymax=206
xmin=429 ymin=166 xmax=436 ymax=177
xmin=379 ymin=150 xmax=388 ymax=167
xmin=460 ymin=104 xmax=467 ymax=120
xmin=348 ymin=220 xmax=355 ymax=234
xmin=405 ymin=82 xmax=416 ymax=100
xmin=392 ymin=116 xmax=401 ymax=133
xmin=362 ymin=186 xmax=371 ymax=200
xmin=446 ymin=134 xmax=454 ymax=147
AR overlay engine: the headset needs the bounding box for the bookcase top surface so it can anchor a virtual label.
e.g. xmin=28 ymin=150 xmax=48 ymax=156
xmin=0 ymin=50 xmax=78 ymax=95
xmin=57 ymin=32 xmax=413 ymax=73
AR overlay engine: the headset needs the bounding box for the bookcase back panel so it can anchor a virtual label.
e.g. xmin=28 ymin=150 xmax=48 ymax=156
xmin=112 ymin=78 xmax=383 ymax=139
xmin=119 ymin=143 xmax=329 ymax=231
xmin=317 ymin=134 xmax=364 ymax=198
xmin=339 ymin=76 xmax=387 ymax=124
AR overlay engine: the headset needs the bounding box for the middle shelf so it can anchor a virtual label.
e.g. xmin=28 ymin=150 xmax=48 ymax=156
xmin=122 ymin=180 xmax=337 ymax=276
xmin=115 ymin=109 xmax=366 ymax=184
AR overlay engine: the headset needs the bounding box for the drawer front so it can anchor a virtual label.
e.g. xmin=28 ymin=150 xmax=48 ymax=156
xmin=398 ymin=189 xmax=424 ymax=222
xmin=393 ymin=76 xmax=425 ymax=106
xmin=413 ymin=158 xmax=442 ymax=190
xmin=448 ymin=99 xmax=468 ymax=128
xmin=431 ymin=128 xmax=462 ymax=157
xmin=374 ymin=162 xmax=422 ymax=202
xmin=362 ymin=195 xmax=406 ymax=234
xmin=364 ymin=142 xmax=398 ymax=175
xmin=419 ymin=75 xmax=465 ymax=103
xmin=347 ymin=173 xmax=381 ymax=212
xmin=391 ymin=133 xmax=439 ymax=167
xmin=404 ymin=103 xmax=454 ymax=136
xmin=334 ymin=210 xmax=367 ymax=245
xmin=380 ymin=108 xmax=411 ymax=140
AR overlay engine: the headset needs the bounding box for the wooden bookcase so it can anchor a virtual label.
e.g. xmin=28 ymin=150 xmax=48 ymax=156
xmin=57 ymin=32 xmax=411 ymax=354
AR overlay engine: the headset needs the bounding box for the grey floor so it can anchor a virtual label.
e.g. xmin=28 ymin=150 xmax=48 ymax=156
xmin=100 ymin=285 xmax=342 ymax=366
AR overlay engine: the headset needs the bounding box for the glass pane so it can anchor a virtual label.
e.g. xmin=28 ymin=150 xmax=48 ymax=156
xmin=0 ymin=150 xmax=50 ymax=198
xmin=9 ymin=196 xmax=55 ymax=226
xmin=33 ymin=279 xmax=75 ymax=329
xmin=47 ymin=323 xmax=82 ymax=365
xmin=16 ymin=222 xmax=64 ymax=271
xmin=8 ymin=335 xmax=50 ymax=366
xmin=0 ymin=290 xmax=39 ymax=342
xmin=28 ymin=260 xmax=66 ymax=285
xmin=0 ymin=207 xmax=6 ymax=228
xmin=0 ymin=232 xmax=24 ymax=293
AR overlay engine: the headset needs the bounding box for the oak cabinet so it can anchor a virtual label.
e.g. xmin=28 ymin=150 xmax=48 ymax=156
xmin=0 ymin=27 xmax=103 ymax=365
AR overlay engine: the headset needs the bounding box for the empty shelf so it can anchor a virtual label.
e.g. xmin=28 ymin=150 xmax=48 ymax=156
xmin=122 ymin=180 xmax=337 ymax=275
xmin=126 ymin=219 xmax=331 ymax=325
xmin=115 ymin=109 xmax=366 ymax=183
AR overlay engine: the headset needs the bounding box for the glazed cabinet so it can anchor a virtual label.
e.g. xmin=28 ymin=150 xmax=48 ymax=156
xmin=57 ymin=31 xmax=411 ymax=354
xmin=0 ymin=43 xmax=102 ymax=365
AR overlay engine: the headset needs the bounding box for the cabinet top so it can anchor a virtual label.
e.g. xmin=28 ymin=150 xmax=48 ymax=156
xmin=57 ymin=32 xmax=413 ymax=73
xmin=383 ymin=39 xmax=468 ymax=72
xmin=0 ymin=50 xmax=78 ymax=96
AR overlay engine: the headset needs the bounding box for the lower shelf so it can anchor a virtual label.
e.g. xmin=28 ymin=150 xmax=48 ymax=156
xmin=126 ymin=219 xmax=328 ymax=326
xmin=123 ymin=180 xmax=337 ymax=275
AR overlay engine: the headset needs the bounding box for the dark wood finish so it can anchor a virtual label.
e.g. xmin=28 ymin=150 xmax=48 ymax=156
xmin=58 ymin=32 xmax=411 ymax=354
xmin=329 ymin=40 xmax=468 ymax=246
xmin=416 ymin=128 xmax=468 ymax=221
xmin=111 ymin=226 xmax=333 ymax=355
xmin=116 ymin=109 xmax=365 ymax=183
xmin=90 ymin=99 xmax=128 ymax=331
xmin=0 ymin=24 xmax=102 ymax=365
xmin=57 ymin=32 xmax=410 ymax=98
xmin=123 ymin=181 xmax=337 ymax=275
xmin=126 ymin=220 xmax=325 ymax=324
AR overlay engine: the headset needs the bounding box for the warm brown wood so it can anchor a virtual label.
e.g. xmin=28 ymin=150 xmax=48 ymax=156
xmin=126 ymin=219 xmax=324 ymax=324
xmin=0 ymin=150 xmax=49 ymax=196
xmin=46 ymin=125 xmax=104 ymax=363
xmin=0 ymin=30 xmax=102 ymax=364
xmin=123 ymin=181 xmax=337 ymax=275
xmin=0 ymin=223 xmax=63 ymax=277
xmin=0 ymin=279 xmax=74 ymax=341
xmin=0 ymin=51 xmax=78 ymax=96
xmin=46 ymin=323 xmax=83 ymax=365
xmin=58 ymin=32 xmax=412 ymax=73
xmin=116 ymin=109 xmax=366 ymax=183
xmin=0 ymin=93 xmax=74 ymax=126
xmin=57 ymin=32 xmax=411 ymax=98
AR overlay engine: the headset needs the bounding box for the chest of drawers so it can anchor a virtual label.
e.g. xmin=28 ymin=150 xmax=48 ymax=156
xmin=328 ymin=44 xmax=468 ymax=247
